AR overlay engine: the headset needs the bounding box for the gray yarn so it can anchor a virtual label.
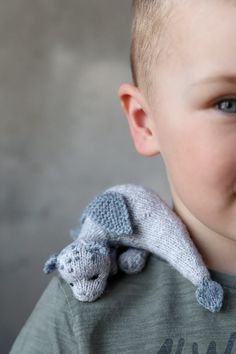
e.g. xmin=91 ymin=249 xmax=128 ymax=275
xmin=79 ymin=191 xmax=133 ymax=236
xmin=43 ymin=183 xmax=224 ymax=312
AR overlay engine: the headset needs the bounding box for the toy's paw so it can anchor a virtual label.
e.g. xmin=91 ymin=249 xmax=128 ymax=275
xmin=118 ymin=248 xmax=149 ymax=274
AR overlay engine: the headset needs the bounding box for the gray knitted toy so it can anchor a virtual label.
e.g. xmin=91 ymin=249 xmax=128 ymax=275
xmin=69 ymin=226 xmax=150 ymax=276
xmin=43 ymin=183 xmax=224 ymax=313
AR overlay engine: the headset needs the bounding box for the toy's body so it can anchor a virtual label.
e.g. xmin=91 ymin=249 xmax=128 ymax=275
xmin=43 ymin=184 xmax=224 ymax=313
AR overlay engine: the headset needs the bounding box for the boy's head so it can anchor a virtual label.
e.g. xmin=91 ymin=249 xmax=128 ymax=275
xmin=118 ymin=0 xmax=236 ymax=266
xmin=129 ymin=0 xmax=175 ymax=105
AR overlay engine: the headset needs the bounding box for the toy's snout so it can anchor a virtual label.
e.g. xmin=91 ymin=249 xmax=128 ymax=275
xmin=69 ymin=272 xmax=109 ymax=302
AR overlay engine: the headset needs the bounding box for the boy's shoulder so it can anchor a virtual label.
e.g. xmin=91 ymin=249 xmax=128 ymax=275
xmin=46 ymin=253 xmax=178 ymax=318
xmin=53 ymin=253 xmax=190 ymax=328
xmin=11 ymin=253 xmax=236 ymax=354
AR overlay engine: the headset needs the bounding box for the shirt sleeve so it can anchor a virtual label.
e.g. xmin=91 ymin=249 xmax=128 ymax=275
xmin=9 ymin=276 xmax=79 ymax=354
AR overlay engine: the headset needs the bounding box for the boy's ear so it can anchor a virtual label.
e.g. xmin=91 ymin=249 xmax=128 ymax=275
xmin=118 ymin=83 xmax=160 ymax=157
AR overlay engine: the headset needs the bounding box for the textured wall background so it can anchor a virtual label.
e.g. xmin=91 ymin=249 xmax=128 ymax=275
xmin=0 ymin=1 xmax=172 ymax=352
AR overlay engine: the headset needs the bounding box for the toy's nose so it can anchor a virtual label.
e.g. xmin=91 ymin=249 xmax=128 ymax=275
xmin=73 ymin=290 xmax=97 ymax=302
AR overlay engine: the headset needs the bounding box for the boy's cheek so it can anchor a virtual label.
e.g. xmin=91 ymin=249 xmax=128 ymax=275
xmin=168 ymin=156 xmax=235 ymax=240
xmin=161 ymin=121 xmax=235 ymax=229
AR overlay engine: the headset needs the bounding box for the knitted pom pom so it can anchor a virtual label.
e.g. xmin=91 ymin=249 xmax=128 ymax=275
xmin=195 ymin=276 xmax=224 ymax=312
xmin=118 ymin=248 xmax=149 ymax=274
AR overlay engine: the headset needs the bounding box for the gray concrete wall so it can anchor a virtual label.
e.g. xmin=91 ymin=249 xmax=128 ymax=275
xmin=0 ymin=1 xmax=172 ymax=352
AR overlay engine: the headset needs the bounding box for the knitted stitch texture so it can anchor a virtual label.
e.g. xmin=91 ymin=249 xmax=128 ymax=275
xmin=43 ymin=183 xmax=224 ymax=312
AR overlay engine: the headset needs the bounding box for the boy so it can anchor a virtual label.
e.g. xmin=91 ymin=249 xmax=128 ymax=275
xmin=10 ymin=0 xmax=236 ymax=353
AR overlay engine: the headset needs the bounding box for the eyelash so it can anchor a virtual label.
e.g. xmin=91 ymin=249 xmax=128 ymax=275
xmin=214 ymin=97 xmax=236 ymax=114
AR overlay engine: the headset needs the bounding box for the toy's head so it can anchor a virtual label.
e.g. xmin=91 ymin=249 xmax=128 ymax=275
xmin=43 ymin=240 xmax=111 ymax=302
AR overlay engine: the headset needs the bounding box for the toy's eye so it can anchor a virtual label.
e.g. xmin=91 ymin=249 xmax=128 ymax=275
xmin=88 ymin=274 xmax=99 ymax=281
xmin=69 ymin=283 xmax=74 ymax=287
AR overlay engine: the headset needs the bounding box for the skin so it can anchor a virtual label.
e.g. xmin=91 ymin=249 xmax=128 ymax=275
xmin=118 ymin=0 xmax=236 ymax=275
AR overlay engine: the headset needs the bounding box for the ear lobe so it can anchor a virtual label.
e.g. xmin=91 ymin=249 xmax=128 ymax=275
xmin=43 ymin=254 xmax=58 ymax=274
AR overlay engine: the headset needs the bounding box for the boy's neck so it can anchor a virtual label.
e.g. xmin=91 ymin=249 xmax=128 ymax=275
xmin=172 ymin=202 xmax=236 ymax=276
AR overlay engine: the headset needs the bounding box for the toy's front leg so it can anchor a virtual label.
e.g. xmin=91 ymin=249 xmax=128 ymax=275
xmin=118 ymin=248 xmax=150 ymax=274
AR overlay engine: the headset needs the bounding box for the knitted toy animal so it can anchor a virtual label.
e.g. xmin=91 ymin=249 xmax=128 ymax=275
xmin=43 ymin=183 xmax=224 ymax=313
xmin=69 ymin=225 xmax=150 ymax=276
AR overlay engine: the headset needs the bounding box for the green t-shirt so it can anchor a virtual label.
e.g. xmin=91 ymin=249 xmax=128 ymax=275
xmin=9 ymin=254 xmax=236 ymax=354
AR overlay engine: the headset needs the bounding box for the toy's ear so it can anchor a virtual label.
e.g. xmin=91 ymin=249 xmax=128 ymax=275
xmin=79 ymin=191 xmax=133 ymax=236
xmin=43 ymin=254 xmax=58 ymax=274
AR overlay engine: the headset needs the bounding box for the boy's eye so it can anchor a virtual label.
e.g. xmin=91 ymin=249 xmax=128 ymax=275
xmin=215 ymin=98 xmax=236 ymax=114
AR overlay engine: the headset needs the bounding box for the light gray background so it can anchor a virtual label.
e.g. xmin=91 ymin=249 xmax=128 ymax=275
xmin=0 ymin=1 xmax=172 ymax=352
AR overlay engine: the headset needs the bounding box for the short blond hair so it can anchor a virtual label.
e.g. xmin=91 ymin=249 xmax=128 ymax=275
xmin=130 ymin=0 xmax=176 ymax=104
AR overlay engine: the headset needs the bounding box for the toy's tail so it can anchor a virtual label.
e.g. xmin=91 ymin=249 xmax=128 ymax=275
xmin=195 ymin=276 xmax=224 ymax=312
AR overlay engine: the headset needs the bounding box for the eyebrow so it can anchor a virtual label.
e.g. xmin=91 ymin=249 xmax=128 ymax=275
xmin=190 ymin=74 xmax=236 ymax=87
